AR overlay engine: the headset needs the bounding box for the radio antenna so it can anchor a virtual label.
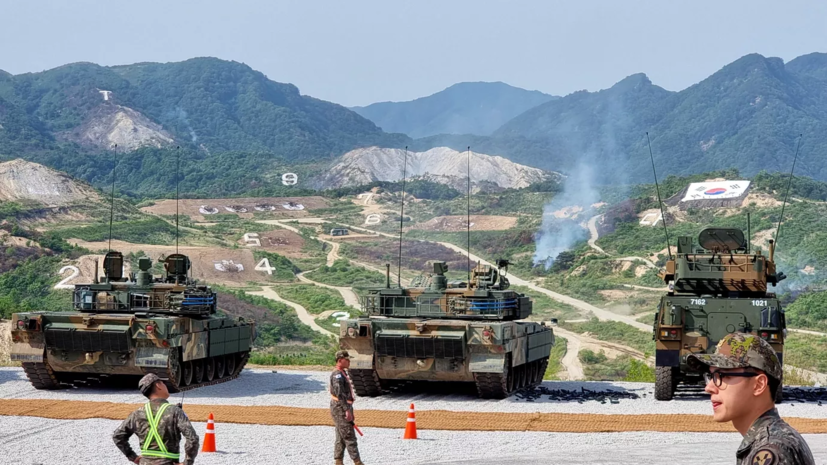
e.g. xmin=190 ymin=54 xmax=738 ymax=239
xmin=775 ymin=134 xmax=803 ymax=245
xmin=397 ymin=146 xmax=408 ymax=288
xmin=175 ymin=146 xmax=181 ymax=255
xmin=107 ymin=144 xmax=118 ymax=254
xmin=646 ymin=132 xmax=672 ymax=261
xmin=466 ymin=146 xmax=471 ymax=288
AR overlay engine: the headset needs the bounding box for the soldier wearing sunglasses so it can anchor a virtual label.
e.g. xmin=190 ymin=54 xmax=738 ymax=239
xmin=688 ymin=332 xmax=814 ymax=465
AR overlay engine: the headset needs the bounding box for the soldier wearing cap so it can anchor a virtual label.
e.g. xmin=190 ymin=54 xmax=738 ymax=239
xmin=113 ymin=373 xmax=200 ymax=465
xmin=330 ymin=350 xmax=364 ymax=465
xmin=688 ymin=332 xmax=815 ymax=465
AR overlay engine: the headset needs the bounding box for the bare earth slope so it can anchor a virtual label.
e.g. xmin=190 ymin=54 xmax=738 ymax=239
xmin=317 ymin=146 xmax=555 ymax=190
xmin=59 ymin=103 xmax=174 ymax=152
xmin=0 ymin=159 xmax=100 ymax=206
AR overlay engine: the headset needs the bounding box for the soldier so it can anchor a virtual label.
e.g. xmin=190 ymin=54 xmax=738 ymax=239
xmin=113 ymin=373 xmax=200 ymax=465
xmin=330 ymin=350 xmax=365 ymax=465
xmin=688 ymin=332 xmax=815 ymax=465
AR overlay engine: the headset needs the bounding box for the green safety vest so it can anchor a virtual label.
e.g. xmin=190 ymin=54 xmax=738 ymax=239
xmin=141 ymin=402 xmax=180 ymax=461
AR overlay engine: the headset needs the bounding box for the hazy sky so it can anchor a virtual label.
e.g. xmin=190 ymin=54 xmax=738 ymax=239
xmin=2 ymin=1 xmax=826 ymax=107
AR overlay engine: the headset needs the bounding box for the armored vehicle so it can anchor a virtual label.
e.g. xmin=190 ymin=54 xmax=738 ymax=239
xmin=339 ymin=260 xmax=555 ymax=399
xmin=653 ymin=228 xmax=786 ymax=400
xmin=10 ymin=251 xmax=255 ymax=392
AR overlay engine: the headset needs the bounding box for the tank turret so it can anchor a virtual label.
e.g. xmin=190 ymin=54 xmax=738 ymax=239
xmin=362 ymin=259 xmax=531 ymax=320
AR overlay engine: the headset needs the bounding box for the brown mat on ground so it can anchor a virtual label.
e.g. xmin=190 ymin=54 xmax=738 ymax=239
xmin=1 ymin=400 xmax=825 ymax=433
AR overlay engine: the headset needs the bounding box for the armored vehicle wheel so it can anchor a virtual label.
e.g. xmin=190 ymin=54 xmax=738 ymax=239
xmin=170 ymin=352 xmax=183 ymax=389
xmin=205 ymin=357 xmax=216 ymax=381
xmin=182 ymin=361 xmax=194 ymax=386
xmin=655 ymin=366 xmax=676 ymax=401
xmin=194 ymin=360 xmax=205 ymax=384
xmin=22 ymin=361 xmax=61 ymax=390
xmin=475 ymin=354 xmax=514 ymax=399
xmin=350 ymin=368 xmax=383 ymax=397
xmin=215 ymin=356 xmax=226 ymax=379
xmin=226 ymin=354 xmax=237 ymax=375
xmin=234 ymin=352 xmax=249 ymax=375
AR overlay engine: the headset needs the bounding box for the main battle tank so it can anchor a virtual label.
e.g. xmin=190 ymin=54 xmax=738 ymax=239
xmin=339 ymin=259 xmax=555 ymax=399
xmin=653 ymin=228 xmax=787 ymax=400
xmin=10 ymin=251 xmax=255 ymax=391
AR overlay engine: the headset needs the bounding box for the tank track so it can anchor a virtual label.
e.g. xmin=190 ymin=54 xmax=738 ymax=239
xmin=475 ymin=357 xmax=548 ymax=399
xmin=147 ymin=352 xmax=250 ymax=393
xmin=349 ymin=368 xmax=383 ymax=397
xmin=21 ymin=361 xmax=61 ymax=390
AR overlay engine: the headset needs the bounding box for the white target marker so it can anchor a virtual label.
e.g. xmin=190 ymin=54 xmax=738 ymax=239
xmin=282 ymin=173 xmax=298 ymax=186
xmin=330 ymin=311 xmax=351 ymax=327
xmin=255 ymin=258 xmax=276 ymax=275
xmin=365 ymin=214 xmax=381 ymax=225
xmin=55 ymin=265 xmax=80 ymax=289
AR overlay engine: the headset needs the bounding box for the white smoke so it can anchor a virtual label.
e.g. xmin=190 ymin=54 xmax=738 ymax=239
xmin=533 ymin=165 xmax=600 ymax=269
xmin=172 ymin=107 xmax=198 ymax=143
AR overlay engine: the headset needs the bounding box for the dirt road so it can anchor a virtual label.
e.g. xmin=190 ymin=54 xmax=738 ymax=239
xmin=297 ymin=271 xmax=361 ymax=311
xmin=247 ymin=287 xmax=335 ymax=337
xmin=555 ymin=329 xmax=584 ymax=380
xmin=587 ymin=215 xmax=607 ymax=255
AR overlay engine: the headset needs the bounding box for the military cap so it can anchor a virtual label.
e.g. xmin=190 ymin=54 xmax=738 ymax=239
xmin=138 ymin=373 xmax=161 ymax=394
xmin=687 ymin=332 xmax=782 ymax=382
xmin=335 ymin=350 xmax=352 ymax=360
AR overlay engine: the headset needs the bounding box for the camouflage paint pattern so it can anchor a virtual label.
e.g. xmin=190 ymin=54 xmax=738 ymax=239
xmin=654 ymin=229 xmax=786 ymax=387
xmin=10 ymin=252 xmax=255 ymax=389
xmin=340 ymin=261 xmax=554 ymax=384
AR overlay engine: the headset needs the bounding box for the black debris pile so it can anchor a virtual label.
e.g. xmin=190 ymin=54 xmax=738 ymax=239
xmin=515 ymin=386 xmax=640 ymax=403
xmin=782 ymin=387 xmax=827 ymax=404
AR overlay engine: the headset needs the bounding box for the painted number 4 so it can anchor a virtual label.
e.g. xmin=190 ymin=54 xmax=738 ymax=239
xmin=255 ymin=258 xmax=276 ymax=275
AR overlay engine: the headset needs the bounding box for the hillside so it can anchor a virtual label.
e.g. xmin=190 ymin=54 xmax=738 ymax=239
xmin=417 ymin=53 xmax=827 ymax=184
xmin=316 ymin=146 xmax=555 ymax=191
xmin=352 ymin=82 xmax=555 ymax=138
xmin=0 ymin=159 xmax=100 ymax=206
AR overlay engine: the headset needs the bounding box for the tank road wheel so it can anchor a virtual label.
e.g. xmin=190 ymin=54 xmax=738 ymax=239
xmin=226 ymin=354 xmax=237 ymax=376
xmin=474 ymin=354 xmax=514 ymax=399
xmin=234 ymin=352 xmax=249 ymax=376
xmin=182 ymin=361 xmax=194 ymax=387
xmin=204 ymin=357 xmax=216 ymax=382
xmin=22 ymin=361 xmax=61 ymax=390
xmin=655 ymin=366 xmax=676 ymax=401
xmin=193 ymin=360 xmax=205 ymax=384
xmin=168 ymin=350 xmax=183 ymax=392
xmin=349 ymin=369 xmax=383 ymax=397
xmin=215 ymin=355 xmax=226 ymax=379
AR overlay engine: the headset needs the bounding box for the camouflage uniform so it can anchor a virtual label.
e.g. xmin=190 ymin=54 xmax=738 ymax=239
xmin=113 ymin=374 xmax=200 ymax=465
xmin=688 ymin=333 xmax=815 ymax=465
xmin=330 ymin=350 xmax=361 ymax=464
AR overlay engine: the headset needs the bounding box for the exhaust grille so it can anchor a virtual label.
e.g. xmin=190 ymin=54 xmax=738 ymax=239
xmin=45 ymin=329 xmax=131 ymax=352
xmin=376 ymin=335 xmax=464 ymax=359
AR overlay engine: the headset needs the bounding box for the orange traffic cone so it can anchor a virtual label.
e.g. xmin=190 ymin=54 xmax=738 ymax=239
xmin=403 ymin=403 xmax=417 ymax=439
xmin=201 ymin=412 xmax=216 ymax=452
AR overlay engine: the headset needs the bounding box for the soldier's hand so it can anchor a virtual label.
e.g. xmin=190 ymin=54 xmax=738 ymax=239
xmin=345 ymin=410 xmax=354 ymax=422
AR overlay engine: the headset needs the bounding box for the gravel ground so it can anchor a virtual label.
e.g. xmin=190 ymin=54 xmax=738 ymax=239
xmin=2 ymin=416 xmax=825 ymax=465
xmin=1 ymin=367 xmax=825 ymax=419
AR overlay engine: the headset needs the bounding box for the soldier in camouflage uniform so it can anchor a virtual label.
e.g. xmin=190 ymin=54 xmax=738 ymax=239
xmin=330 ymin=350 xmax=365 ymax=465
xmin=688 ymin=333 xmax=815 ymax=465
xmin=113 ymin=373 xmax=200 ymax=465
